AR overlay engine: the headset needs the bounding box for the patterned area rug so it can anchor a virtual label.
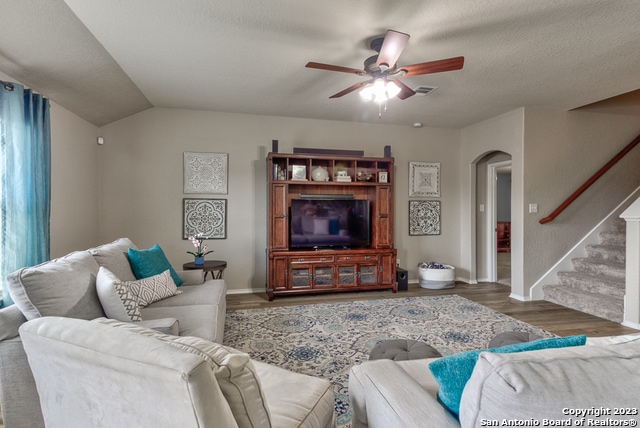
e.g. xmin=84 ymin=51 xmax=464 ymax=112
xmin=223 ymin=295 xmax=551 ymax=428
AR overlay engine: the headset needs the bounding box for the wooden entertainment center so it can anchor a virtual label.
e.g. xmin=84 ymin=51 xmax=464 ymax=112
xmin=267 ymin=150 xmax=397 ymax=300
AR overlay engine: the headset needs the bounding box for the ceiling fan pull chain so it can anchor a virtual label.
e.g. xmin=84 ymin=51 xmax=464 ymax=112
xmin=378 ymin=100 xmax=389 ymax=119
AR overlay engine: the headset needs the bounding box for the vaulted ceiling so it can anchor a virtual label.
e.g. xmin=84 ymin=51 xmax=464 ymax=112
xmin=1 ymin=0 xmax=639 ymax=128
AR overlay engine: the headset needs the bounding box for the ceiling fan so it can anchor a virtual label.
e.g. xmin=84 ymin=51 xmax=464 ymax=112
xmin=306 ymin=30 xmax=464 ymax=104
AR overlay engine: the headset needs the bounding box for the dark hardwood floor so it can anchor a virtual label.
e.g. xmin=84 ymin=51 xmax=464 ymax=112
xmin=226 ymin=282 xmax=639 ymax=338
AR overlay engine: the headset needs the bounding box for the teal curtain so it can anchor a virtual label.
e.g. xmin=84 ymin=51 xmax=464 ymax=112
xmin=0 ymin=82 xmax=51 ymax=308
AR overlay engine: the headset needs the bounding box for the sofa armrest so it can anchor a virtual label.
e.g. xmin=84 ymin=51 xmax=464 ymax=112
xmin=137 ymin=318 xmax=179 ymax=335
xmin=0 ymin=305 xmax=28 ymax=340
xmin=0 ymin=336 xmax=45 ymax=428
xmin=349 ymin=360 xmax=459 ymax=428
xmin=176 ymin=270 xmax=205 ymax=286
xmin=19 ymin=317 xmax=238 ymax=428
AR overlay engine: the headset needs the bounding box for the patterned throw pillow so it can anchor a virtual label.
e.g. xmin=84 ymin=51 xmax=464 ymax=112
xmin=96 ymin=267 xmax=143 ymax=322
xmin=124 ymin=269 xmax=183 ymax=308
xmin=94 ymin=319 xmax=272 ymax=428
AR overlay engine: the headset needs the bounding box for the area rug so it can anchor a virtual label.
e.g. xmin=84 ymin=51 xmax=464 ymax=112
xmin=223 ymin=295 xmax=551 ymax=428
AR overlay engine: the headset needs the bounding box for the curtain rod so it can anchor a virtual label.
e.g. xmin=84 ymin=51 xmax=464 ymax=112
xmin=0 ymin=79 xmax=15 ymax=91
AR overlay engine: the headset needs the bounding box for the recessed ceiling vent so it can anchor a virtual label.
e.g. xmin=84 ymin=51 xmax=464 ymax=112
xmin=414 ymin=86 xmax=438 ymax=96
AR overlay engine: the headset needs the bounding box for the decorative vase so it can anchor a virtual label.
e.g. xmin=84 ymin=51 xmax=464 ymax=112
xmin=311 ymin=166 xmax=329 ymax=181
xmin=194 ymin=256 xmax=205 ymax=266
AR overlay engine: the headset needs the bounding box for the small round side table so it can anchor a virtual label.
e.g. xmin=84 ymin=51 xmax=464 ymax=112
xmin=182 ymin=260 xmax=227 ymax=280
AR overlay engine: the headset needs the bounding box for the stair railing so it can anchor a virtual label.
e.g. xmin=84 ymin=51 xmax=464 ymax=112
xmin=540 ymin=133 xmax=640 ymax=224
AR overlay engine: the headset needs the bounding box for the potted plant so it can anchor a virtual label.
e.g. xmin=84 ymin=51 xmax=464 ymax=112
xmin=187 ymin=233 xmax=213 ymax=266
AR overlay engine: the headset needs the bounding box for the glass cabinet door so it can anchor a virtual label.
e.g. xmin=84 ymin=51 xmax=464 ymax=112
xmin=291 ymin=266 xmax=311 ymax=288
xmin=290 ymin=264 xmax=334 ymax=289
xmin=338 ymin=265 xmax=356 ymax=286
xmin=359 ymin=265 xmax=377 ymax=284
xmin=314 ymin=266 xmax=334 ymax=288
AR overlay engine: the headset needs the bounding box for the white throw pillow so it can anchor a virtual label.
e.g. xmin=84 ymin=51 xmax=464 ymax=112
xmin=96 ymin=267 xmax=143 ymax=322
xmin=94 ymin=319 xmax=272 ymax=428
xmin=124 ymin=269 xmax=182 ymax=308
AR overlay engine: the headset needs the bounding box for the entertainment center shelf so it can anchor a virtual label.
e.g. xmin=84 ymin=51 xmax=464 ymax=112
xmin=271 ymin=153 xmax=392 ymax=184
xmin=267 ymin=151 xmax=396 ymax=300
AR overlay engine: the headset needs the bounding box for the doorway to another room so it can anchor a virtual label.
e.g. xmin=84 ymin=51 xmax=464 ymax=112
xmin=475 ymin=151 xmax=512 ymax=287
xmin=489 ymin=161 xmax=512 ymax=286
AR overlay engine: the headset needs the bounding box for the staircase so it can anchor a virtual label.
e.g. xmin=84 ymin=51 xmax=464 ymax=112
xmin=542 ymin=220 xmax=626 ymax=323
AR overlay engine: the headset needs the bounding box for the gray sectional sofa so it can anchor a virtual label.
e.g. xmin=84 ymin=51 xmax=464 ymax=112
xmin=0 ymin=238 xmax=227 ymax=428
xmin=19 ymin=316 xmax=336 ymax=428
xmin=349 ymin=334 xmax=640 ymax=428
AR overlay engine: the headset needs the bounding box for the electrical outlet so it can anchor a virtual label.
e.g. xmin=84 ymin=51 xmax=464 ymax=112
xmin=529 ymin=203 xmax=538 ymax=213
xmin=396 ymin=258 xmax=401 ymax=267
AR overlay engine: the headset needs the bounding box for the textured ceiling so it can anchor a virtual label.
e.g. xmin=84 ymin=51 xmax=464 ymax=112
xmin=1 ymin=0 xmax=639 ymax=128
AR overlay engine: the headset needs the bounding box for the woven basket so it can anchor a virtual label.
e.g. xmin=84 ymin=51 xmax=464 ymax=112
xmin=418 ymin=265 xmax=455 ymax=289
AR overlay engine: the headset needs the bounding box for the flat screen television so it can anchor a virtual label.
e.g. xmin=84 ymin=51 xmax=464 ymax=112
xmin=289 ymin=198 xmax=371 ymax=249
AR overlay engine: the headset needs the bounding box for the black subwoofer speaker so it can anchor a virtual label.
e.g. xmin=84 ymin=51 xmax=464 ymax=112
xmin=396 ymin=268 xmax=408 ymax=291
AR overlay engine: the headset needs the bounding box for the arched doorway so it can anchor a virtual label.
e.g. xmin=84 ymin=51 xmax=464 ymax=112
xmin=475 ymin=151 xmax=512 ymax=285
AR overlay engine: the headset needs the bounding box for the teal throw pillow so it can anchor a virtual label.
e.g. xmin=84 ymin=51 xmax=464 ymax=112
xmin=127 ymin=244 xmax=183 ymax=286
xmin=428 ymin=334 xmax=586 ymax=418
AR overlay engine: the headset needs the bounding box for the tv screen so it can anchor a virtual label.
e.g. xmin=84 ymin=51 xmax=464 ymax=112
xmin=289 ymin=199 xmax=371 ymax=249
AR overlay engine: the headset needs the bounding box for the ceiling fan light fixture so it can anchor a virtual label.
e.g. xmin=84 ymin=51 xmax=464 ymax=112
xmin=359 ymin=78 xmax=401 ymax=104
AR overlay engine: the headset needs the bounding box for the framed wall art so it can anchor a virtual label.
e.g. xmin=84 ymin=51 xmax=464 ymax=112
xmin=409 ymin=200 xmax=441 ymax=236
xmin=409 ymin=161 xmax=440 ymax=197
xmin=183 ymin=198 xmax=227 ymax=239
xmin=184 ymin=152 xmax=228 ymax=194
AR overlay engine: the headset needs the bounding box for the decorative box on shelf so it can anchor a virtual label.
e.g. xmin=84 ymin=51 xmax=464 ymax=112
xmin=336 ymin=176 xmax=352 ymax=182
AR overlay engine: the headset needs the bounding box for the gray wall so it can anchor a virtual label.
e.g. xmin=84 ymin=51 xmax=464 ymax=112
xmin=522 ymin=108 xmax=640 ymax=290
xmin=21 ymin=70 xmax=640 ymax=299
xmin=97 ymin=108 xmax=461 ymax=293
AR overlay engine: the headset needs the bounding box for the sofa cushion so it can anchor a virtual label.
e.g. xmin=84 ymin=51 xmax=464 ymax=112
xmin=96 ymin=267 xmax=143 ymax=322
xmin=428 ymin=335 xmax=586 ymax=418
xmin=140 ymin=304 xmax=222 ymax=343
xmin=94 ymin=318 xmax=272 ymax=428
xmin=124 ymin=269 xmax=183 ymax=308
xmin=5 ymin=251 xmax=104 ymax=321
xmin=88 ymin=238 xmax=138 ymax=281
xmin=585 ymin=332 xmax=640 ymax=346
xmin=137 ymin=317 xmax=180 ymax=335
xmin=128 ymin=244 xmax=183 ymax=286
xmin=254 ymin=360 xmax=336 ymax=428
xmin=459 ymin=340 xmax=640 ymax=427
xmin=0 ymin=305 xmax=28 ymax=341
xmin=144 ymin=281 xmax=226 ymax=307
xmin=141 ymin=280 xmax=227 ymax=343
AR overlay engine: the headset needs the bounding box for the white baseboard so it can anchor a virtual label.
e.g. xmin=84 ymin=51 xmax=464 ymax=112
xmin=621 ymin=320 xmax=640 ymax=330
xmin=227 ymin=287 xmax=265 ymax=295
xmin=509 ymin=292 xmax=529 ymax=302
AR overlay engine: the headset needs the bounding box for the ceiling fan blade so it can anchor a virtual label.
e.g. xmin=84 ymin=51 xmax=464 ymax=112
xmin=400 ymin=56 xmax=465 ymax=76
xmin=329 ymin=81 xmax=366 ymax=98
xmin=376 ymin=30 xmax=410 ymax=69
xmin=391 ymin=79 xmax=416 ymax=100
xmin=306 ymin=62 xmax=365 ymax=75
